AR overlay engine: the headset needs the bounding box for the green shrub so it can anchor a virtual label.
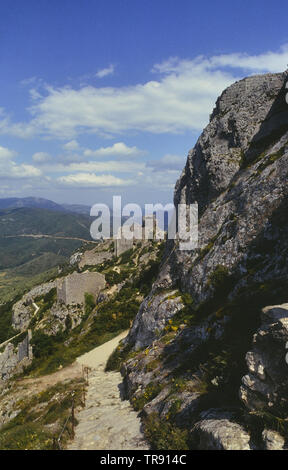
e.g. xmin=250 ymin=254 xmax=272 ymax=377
xmin=0 ymin=378 xmax=84 ymax=450
xmin=208 ymin=265 xmax=230 ymax=289
xmin=84 ymin=292 xmax=96 ymax=316
xmin=132 ymin=382 xmax=164 ymax=411
xmin=0 ymin=297 xmax=21 ymax=343
xmin=143 ymin=413 xmax=191 ymax=450
xmin=119 ymin=248 xmax=134 ymax=265
xmin=0 ymin=422 xmax=53 ymax=450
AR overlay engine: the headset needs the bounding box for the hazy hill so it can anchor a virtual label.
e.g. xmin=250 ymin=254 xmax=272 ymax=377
xmin=0 ymin=197 xmax=91 ymax=215
xmin=0 ymin=197 xmax=65 ymax=212
xmin=0 ymin=207 xmax=96 ymax=302
xmin=0 ymin=207 xmax=92 ymax=238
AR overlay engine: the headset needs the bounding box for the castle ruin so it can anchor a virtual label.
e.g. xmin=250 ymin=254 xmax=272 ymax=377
xmin=79 ymin=249 xmax=113 ymax=269
xmin=57 ymin=271 xmax=106 ymax=306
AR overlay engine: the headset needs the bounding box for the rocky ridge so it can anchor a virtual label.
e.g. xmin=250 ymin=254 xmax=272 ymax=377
xmin=119 ymin=71 xmax=288 ymax=450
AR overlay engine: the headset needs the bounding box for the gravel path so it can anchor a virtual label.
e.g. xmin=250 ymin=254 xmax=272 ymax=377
xmin=67 ymin=331 xmax=148 ymax=450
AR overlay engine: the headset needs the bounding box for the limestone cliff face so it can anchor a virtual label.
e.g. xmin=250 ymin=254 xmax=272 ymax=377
xmin=240 ymin=303 xmax=288 ymax=414
xmin=122 ymin=71 xmax=288 ymax=450
xmin=127 ymin=71 xmax=288 ymax=349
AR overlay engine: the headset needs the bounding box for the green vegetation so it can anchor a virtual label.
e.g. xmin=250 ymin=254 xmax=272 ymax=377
xmin=24 ymin=284 xmax=142 ymax=376
xmin=0 ymin=297 xmax=20 ymax=343
xmin=207 ymin=264 xmax=230 ymax=289
xmin=240 ymin=125 xmax=287 ymax=169
xmin=0 ymin=207 xmax=91 ymax=239
xmin=197 ymin=234 xmax=218 ymax=260
xmin=105 ymin=343 xmax=141 ymax=371
xmin=0 ymin=379 xmax=84 ymax=450
xmin=143 ymin=412 xmax=191 ymax=450
xmin=132 ymin=382 xmax=164 ymax=411
xmin=145 ymin=358 xmax=161 ymax=372
xmin=119 ymin=248 xmax=134 ymax=265
xmin=244 ymin=410 xmax=288 ymax=444
xmin=16 ymin=240 xmax=164 ymax=377
xmin=162 ymin=291 xmax=196 ymax=332
xmin=105 ymin=245 xmax=165 ymax=371
xmin=0 ymin=206 xmax=95 ymax=303
xmin=0 ymin=264 xmax=58 ymax=304
xmin=256 ymin=146 xmax=285 ymax=174
xmin=29 ymin=288 xmax=57 ymax=329
xmin=104 ymin=268 xmax=130 ymax=286
xmin=84 ymin=292 xmax=96 ymax=317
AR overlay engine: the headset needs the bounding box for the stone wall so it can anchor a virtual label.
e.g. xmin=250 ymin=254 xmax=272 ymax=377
xmin=115 ymin=238 xmax=134 ymax=257
xmin=0 ymin=331 xmax=32 ymax=382
xmin=115 ymin=217 xmax=165 ymax=257
xmin=57 ymin=271 xmax=106 ymax=306
xmin=79 ymin=249 xmax=113 ymax=269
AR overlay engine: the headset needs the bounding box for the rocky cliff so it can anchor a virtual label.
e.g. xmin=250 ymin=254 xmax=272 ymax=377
xmin=120 ymin=71 xmax=288 ymax=450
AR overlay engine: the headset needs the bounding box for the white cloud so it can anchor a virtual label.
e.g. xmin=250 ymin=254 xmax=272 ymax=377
xmin=63 ymin=139 xmax=80 ymax=151
xmin=0 ymin=145 xmax=16 ymax=160
xmin=83 ymin=142 xmax=145 ymax=158
xmin=146 ymin=154 xmax=185 ymax=171
xmin=57 ymin=172 xmax=133 ymax=187
xmin=32 ymin=151 xmax=52 ymax=163
xmin=95 ymin=65 xmax=115 ymax=78
xmin=1 ymin=45 xmax=288 ymax=140
xmin=0 ymin=145 xmax=42 ymax=179
xmin=11 ymin=164 xmax=42 ymax=178
xmin=45 ymin=159 xmax=145 ymax=174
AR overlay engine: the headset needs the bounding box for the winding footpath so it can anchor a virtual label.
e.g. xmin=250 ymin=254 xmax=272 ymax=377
xmin=68 ymin=331 xmax=148 ymax=450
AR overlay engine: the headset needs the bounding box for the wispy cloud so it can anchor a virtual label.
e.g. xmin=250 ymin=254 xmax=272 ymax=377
xmin=57 ymin=172 xmax=132 ymax=187
xmin=95 ymin=64 xmax=115 ymax=78
xmin=32 ymin=151 xmax=52 ymax=163
xmin=63 ymin=139 xmax=80 ymax=151
xmin=43 ymin=159 xmax=145 ymax=174
xmin=146 ymin=154 xmax=185 ymax=172
xmin=83 ymin=142 xmax=145 ymax=158
xmin=0 ymin=145 xmax=42 ymax=179
xmin=1 ymin=45 xmax=288 ymax=140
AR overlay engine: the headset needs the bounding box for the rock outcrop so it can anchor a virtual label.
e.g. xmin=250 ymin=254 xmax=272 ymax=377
xmin=240 ymin=303 xmax=288 ymax=414
xmin=121 ymin=71 xmax=288 ymax=450
xmin=0 ymin=332 xmax=32 ymax=382
xmin=12 ymin=282 xmax=56 ymax=331
xmin=191 ymin=409 xmax=251 ymax=450
xmin=127 ymin=71 xmax=288 ymax=349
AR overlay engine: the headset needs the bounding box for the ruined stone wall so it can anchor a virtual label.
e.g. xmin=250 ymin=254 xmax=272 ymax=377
xmin=115 ymin=238 xmax=134 ymax=257
xmin=57 ymin=271 xmax=106 ymax=306
xmin=0 ymin=331 xmax=32 ymax=382
xmin=79 ymin=250 xmax=113 ymax=269
xmin=18 ymin=330 xmax=32 ymax=362
xmin=114 ymin=218 xmax=164 ymax=257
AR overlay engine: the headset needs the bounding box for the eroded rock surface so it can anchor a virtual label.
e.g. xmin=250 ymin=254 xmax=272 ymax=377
xmin=240 ymin=304 xmax=288 ymax=413
xmin=12 ymin=281 xmax=56 ymax=331
xmin=121 ymin=71 xmax=288 ymax=450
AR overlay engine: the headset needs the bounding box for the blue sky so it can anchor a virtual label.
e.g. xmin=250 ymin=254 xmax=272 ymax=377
xmin=0 ymin=0 xmax=288 ymax=206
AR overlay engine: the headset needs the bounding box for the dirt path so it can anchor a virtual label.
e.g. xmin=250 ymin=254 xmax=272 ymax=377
xmin=20 ymin=362 xmax=82 ymax=392
xmin=67 ymin=331 xmax=148 ymax=450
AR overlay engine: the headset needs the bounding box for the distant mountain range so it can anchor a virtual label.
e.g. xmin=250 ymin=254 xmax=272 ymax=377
xmin=0 ymin=200 xmax=95 ymax=303
xmin=0 ymin=197 xmax=91 ymax=215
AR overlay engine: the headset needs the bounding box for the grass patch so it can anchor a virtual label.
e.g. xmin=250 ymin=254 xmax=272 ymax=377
xmin=132 ymin=382 xmax=164 ymax=411
xmin=0 ymin=378 xmax=84 ymax=450
xmin=143 ymin=412 xmax=191 ymax=450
